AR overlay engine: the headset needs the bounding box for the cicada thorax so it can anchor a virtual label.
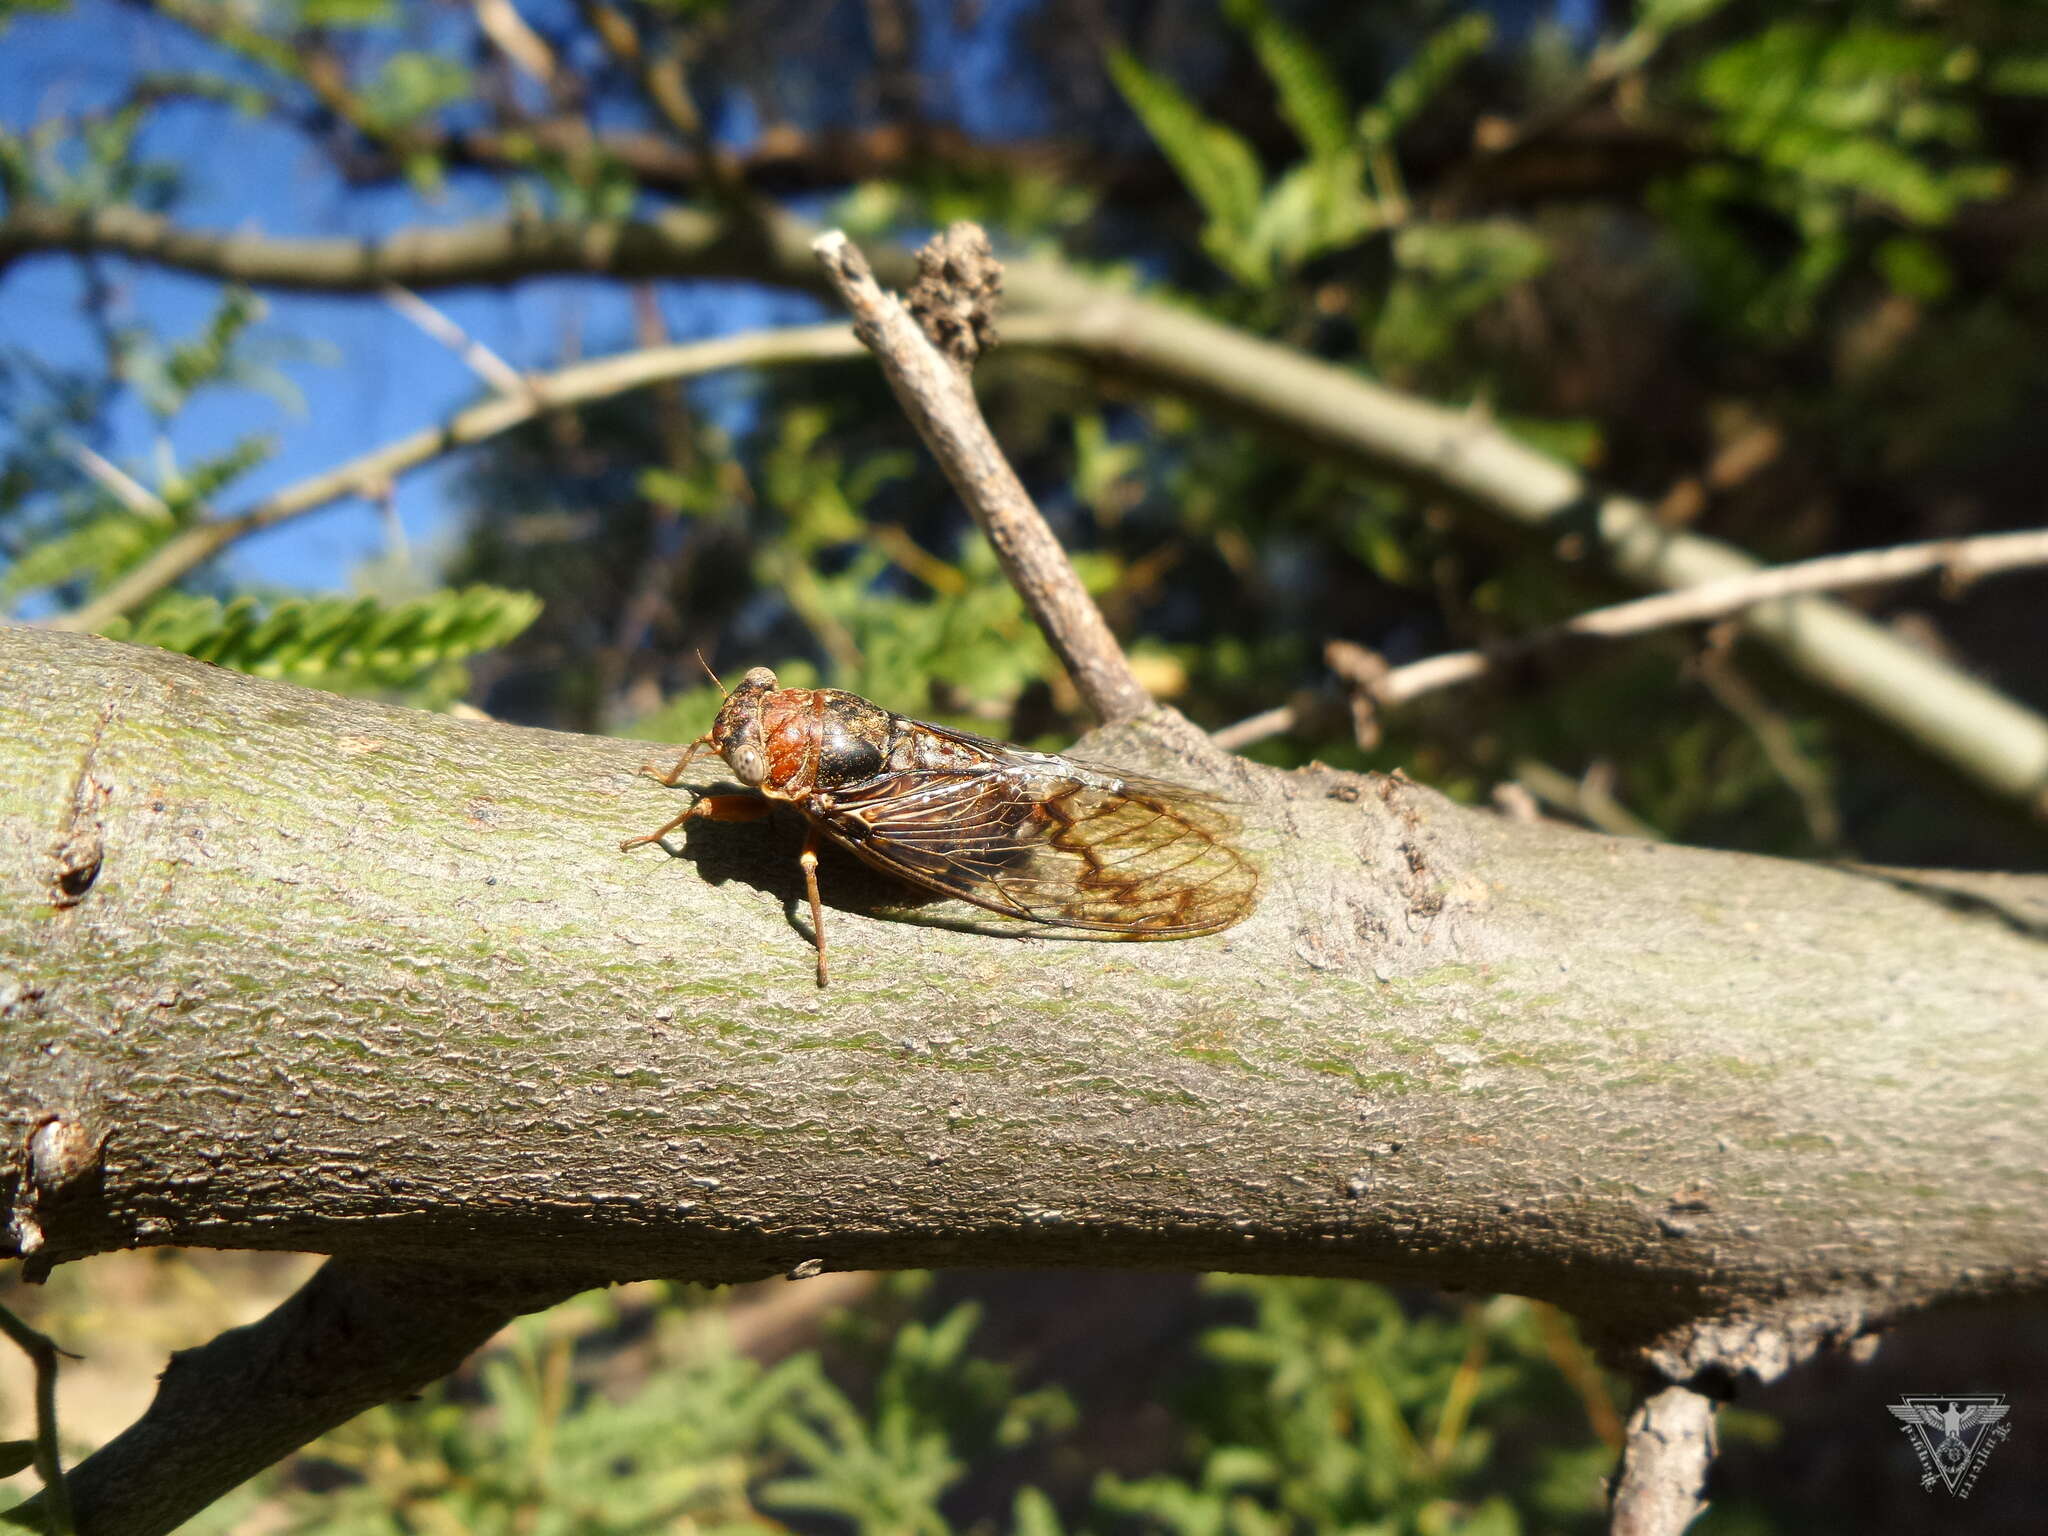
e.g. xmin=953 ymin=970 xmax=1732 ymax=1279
xmin=743 ymin=687 xmax=897 ymax=799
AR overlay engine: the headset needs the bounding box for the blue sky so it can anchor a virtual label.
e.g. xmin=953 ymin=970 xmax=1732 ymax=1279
xmin=1 ymin=0 xmax=1595 ymax=601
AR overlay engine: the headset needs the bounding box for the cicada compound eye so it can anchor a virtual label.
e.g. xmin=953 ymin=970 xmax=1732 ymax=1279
xmin=728 ymin=739 xmax=769 ymax=787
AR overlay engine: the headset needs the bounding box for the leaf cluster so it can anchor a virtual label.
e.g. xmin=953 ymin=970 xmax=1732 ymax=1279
xmin=134 ymin=1276 xmax=1650 ymax=1536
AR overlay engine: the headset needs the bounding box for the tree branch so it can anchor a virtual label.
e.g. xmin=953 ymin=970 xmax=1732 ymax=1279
xmin=3 ymin=1259 xmax=586 ymax=1536
xmin=1006 ymin=275 xmax=2048 ymax=812
xmin=1320 ymin=526 xmax=2048 ymax=723
xmin=7 ymin=202 xmax=2045 ymax=805
xmin=44 ymin=324 xmax=866 ymax=633
xmin=381 ymin=284 xmax=531 ymax=399
xmin=3 ymin=625 xmax=2044 ymax=1328
xmin=0 ymin=202 xmax=837 ymax=295
xmin=812 ymin=226 xmax=1151 ymax=722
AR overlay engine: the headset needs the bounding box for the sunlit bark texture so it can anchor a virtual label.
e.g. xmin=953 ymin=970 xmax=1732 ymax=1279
xmin=4 ymin=626 xmax=2045 ymax=1377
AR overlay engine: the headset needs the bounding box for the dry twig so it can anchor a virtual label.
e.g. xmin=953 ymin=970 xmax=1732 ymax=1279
xmin=57 ymin=438 xmax=172 ymax=523
xmin=382 ymin=283 xmax=532 ymax=399
xmin=811 ymin=224 xmax=1151 ymax=722
xmin=1218 ymin=527 xmax=2048 ymax=752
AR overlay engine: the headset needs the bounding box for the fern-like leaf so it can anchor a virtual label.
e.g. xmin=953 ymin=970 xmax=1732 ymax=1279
xmin=0 ymin=510 xmax=171 ymax=607
xmin=102 ymin=585 xmax=542 ymax=703
xmin=1106 ymin=46 xmax=1268 ymax=284
xmin=1224 ymin=0 xmax=1353 ymax=162
xmin=1359 ymin=13 xmax=1493 ymax=146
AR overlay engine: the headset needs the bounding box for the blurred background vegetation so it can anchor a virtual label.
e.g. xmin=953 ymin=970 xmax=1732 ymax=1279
xmin=3 ymin=0 xmax=2046 ymax=1530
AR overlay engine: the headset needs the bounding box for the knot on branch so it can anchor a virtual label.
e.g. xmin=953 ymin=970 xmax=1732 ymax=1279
xmin=906 ymin=222 xmax=1001 ymax=367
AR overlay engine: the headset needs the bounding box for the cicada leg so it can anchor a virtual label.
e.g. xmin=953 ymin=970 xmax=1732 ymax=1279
xmin=635 ymin=734 xmax=713 ymax=788
xmin=800 ymin=820 xmax=827 ymax=988
xmin=619 ymin=791 xmax=770 ymax=853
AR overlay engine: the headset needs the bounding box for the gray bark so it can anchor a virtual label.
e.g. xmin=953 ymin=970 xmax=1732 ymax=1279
xmin=4 ymin=625 xmax=2046 ymax=1380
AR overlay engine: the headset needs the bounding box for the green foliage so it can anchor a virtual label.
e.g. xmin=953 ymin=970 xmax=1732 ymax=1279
xmin=631 ymin=404 xmax=1066 ymax=728
xmin=100 ymin=586 xmax=542 ymax=706
xmin=292 ymin=0 xmax=396 ymax=27
xmin=359 ymin=52 xmax=473 ymax=137
xmin=0 ymin=433 xmax=274 ymax=609
xmin=172 ymin=1286 xmax=1079 ymax=1536
xmin=1096 ymin=1280 xmax=1616 ymax=1536
xmin=0 ymin=98 xmax=181 ymax=211
xmin=180 ymin=1290 xmax=805 ymax=1535
xmin=142 ymin=1277 xmax=1632 ymax=1536
xmin=1110 ymin=11 xmax=1494 ymax=287
xmin=1225 ymin=0 xmax=1353 ymax=162
xmin=762 ymin=1301 xmax=1075 ymax=1534
xmin=1106 ymin=47 xmax=1269 ymax=284
xmin=1357 ymin=14 xmax=1494 ymax=150
xmin=1656 ymin=8 xmax=2042 ymax=333
xmin=1372 ymin=221 xmax=1551 ymax=381
xmin=120 ymin=289 xmax=324 ymax=422
xmin=0 ymin=508 xmax=167 ymax=607
xmin=1696 ymin=19 xmax=2007 ymax=225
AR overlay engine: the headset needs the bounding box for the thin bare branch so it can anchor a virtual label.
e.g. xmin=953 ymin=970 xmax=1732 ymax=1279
xmin=1609 ymin=1384 xmax=1717 ymax=1536
xmin=1221 ymin=528 xmax=2048 ymax=759
xmin=1211 ymin=703 xmax=1298 ymax=752
xmin=44 ymin=323 xmax=865 ymax=634
xmin=1696 ymin=646 xmax=1843 ymax=850
xmin=1512 ymin=757 xmax=1662 ymax=840
xmin=1371 ymin=526 xmax=2048 ymax=710
xmin=382 ymin=284 xmax=531 ymax=399
xmin=472 ymin=0 xmax=560 ymax=87
xmin=811 ymin=225 xmax=1152 ymax=722
xmin=56 ymin=438 xmax=171 ymax=522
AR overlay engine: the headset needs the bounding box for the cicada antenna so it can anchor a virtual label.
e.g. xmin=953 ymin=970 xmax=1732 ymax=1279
xmin=696 ymin=650 xmax=728 ymax=698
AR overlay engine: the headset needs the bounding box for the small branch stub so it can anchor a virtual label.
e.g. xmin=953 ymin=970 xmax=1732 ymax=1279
xmin=1609 ymin=1384 xmax=1717 ymax=1536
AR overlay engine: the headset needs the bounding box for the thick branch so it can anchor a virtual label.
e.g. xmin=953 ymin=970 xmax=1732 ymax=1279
xmin=7 ymin=204 xmax=2041 ymax=805
xmin=3 ymin=626 xmax=2045 ymax=1366
xmin=5 ymin=1259 xmax=585 ymax=1536
xmin=0 ymin=202 xmax=839 ymax=294
xmin=813 ymin=227 xmax=1151 ymax=722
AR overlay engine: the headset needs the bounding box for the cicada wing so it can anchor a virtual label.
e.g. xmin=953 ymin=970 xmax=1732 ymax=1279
xmin=815 ymin=761 xmax=1258 ymax=937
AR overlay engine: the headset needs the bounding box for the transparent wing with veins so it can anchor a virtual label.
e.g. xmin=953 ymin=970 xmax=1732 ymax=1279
xmin=812 ymin=728 xmax=1258 ymax=937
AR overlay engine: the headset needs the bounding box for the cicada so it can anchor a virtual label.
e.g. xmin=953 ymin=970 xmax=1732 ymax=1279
xmin=620 ymin=667 xmax=1258 ymax=984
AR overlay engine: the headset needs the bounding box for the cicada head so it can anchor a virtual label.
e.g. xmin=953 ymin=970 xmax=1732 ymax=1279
xmin=710 ymin=666 xmax=779 ymax=787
